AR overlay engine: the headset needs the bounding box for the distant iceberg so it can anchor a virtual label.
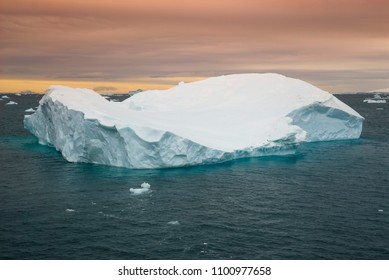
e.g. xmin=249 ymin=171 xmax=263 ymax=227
xmin=368 ymin=87 xmax=389 ymax=93
xmin=363 ymin=94 xmax=387 ymax=104
xmin=24 ymin=73 xmax=364 ymax=169
xmin=6 ymin=101 xmax=18 ymax=105
xmin=167 ymin=221 xmax=180 ymax=226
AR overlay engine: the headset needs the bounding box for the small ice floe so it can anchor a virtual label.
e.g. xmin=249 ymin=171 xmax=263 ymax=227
xmin=129 ymin=182 xmax=151 ymax=195
xmin=65 ymin=208 xmax=75 ymax=212
xmin=110 ymin=99 xmax=120 ymax=102
xmin=25 ymin=108 xmax=36 ymax=112
xmin=376 ymin=108 xmax=384 ymax=110
xmin=6 ymin=101 xmax=18 ymax=105
xmin=167 ymin=221 xmax=180 ymax=226
xmin=378 ymin=209 xmax=384 ymax=212
xmin=1 ymin=95 xmax=10 ymax=99
xmin=130 ymin=188 xmax=149 ymax=195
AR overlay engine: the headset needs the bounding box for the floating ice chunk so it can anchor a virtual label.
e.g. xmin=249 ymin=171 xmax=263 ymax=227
xmin=24 ymin=74 xmax=364 ymax=169
xmin=129 ymin=188 xmax=149 ymax=195
xmin=378 ymin=209 xmax=384 ymax=212
xmin=65 ymin=208 xmax=75 ymax=212
xmin=167 ymin=221 xmax=180 ymax=225
xmin=6 ymin=101 xmax=17 ymax=105
xmin=130 ymin=182 xmax=151 ymax=195
xmin=25 ymin=108 xmax=36 ymax=112
xmin=1 ymin=95 xmax=10 ymax=99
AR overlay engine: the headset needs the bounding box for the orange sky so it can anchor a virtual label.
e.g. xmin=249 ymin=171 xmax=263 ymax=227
xmin=1 ymin=0 xmax=389 ymax=93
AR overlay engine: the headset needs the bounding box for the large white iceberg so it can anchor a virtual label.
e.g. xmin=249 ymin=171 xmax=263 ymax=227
xmin=24 ymin=73 xmax=363 ymax=169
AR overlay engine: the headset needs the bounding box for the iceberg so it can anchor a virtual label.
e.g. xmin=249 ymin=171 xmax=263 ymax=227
xmin=24 ymin=73 xmax=363 ymax=169
xmin=6 ymin=101 xmax=18 ymax=105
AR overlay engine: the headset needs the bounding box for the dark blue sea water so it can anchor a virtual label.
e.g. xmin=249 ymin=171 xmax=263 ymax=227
xmin=0 ymin=94 xmax=388 ymax=259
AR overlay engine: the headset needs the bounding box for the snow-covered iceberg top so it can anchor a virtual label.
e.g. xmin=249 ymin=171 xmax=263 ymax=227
xmin=24 ymin=73 xmax=363 ymax=169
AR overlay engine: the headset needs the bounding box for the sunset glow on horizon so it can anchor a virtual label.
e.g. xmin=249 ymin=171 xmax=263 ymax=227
xmin=1 ymin=0 xmax=389 ymax=93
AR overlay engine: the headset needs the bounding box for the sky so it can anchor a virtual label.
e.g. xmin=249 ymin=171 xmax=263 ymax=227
xmin=1 ymin=0 xmax=389 ymax=93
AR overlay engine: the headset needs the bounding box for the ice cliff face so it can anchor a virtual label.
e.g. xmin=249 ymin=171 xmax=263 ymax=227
xmin=24 ymin=73 xmax=363 ymax=169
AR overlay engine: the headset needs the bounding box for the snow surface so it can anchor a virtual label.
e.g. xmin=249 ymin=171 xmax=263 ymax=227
xmin=24 ymin=73 xmax=364 ymax=169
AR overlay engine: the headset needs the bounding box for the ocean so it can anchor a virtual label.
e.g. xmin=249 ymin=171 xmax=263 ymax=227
xmin=0 ymin=94 xmax=388 ymax=259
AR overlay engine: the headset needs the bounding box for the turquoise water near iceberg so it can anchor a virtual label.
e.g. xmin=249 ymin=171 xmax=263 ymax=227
xmin=0 ymin=94 xmax=388 ymax=259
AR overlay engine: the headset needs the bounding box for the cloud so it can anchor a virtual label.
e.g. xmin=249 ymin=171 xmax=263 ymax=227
xmin=1 ymin=0 xmax=389 ymax=91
